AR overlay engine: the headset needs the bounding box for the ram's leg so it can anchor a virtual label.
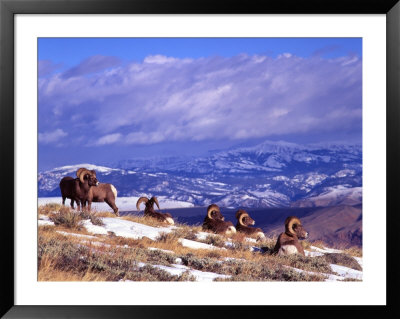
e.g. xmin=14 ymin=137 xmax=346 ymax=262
xmin=105 ymin=199 xmax=119 ymax=216
xmin=70 ymin=199 xmax=75 ymax=209
xmin=87 ymin=201 xmax=92 ymax=212
xmin=62 ymin=196 xmax=66 ymax=206
xmin=76 ymin=199 xmax=81 ymax=211
xmin=81 ymin=200 xmax=87 ymax=212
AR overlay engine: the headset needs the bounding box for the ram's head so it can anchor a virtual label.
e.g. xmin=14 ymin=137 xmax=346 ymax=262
xmin=235 ymin=209 xmax=255 ymax=226
xmin=136 ymin=196 xmax=160 ymax=211
xmin=285 ymin=216 xmax=309 ymax=239
xmin=76 ymin=168 xmax=99 ymax=187
xmin=206 ymin=204 xmax=225 ymax=220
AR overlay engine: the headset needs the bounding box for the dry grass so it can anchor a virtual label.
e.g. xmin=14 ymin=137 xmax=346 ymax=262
xmin=38 ymin=203 xmax=63 ymax=216
xmin=322 ymin=253 xmax=362 ymax=271
xmin=342 ymin=246 xmax=363 ymax=257
xmin=37 ymin=204 xmax=361 ymax=282
xmin=45 ymin=206 xmax=106 ymax=230
xmin=119 ymin=214 xmax=174 ymax=228
xmin=49 ymin=206 xmax=84 ymax=229
xmin=39 ymin=228 xmax=195 ymax=281
xmin=308 ymin=240 xmax=328 ymax=249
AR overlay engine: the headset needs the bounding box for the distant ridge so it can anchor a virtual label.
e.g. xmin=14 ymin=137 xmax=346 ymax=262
xmin=39 ymin=140 xmax=362 ymax=209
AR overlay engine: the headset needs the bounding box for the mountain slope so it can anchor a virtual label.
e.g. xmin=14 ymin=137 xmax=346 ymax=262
xmin=264 ymin=205 xmax=362 ymax=248
xmin=38 ymin=140 xmax=362 ymax=209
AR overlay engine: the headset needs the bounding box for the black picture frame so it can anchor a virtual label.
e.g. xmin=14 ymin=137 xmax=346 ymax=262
xmin=1 ymin=0 xmax=399 ymax=318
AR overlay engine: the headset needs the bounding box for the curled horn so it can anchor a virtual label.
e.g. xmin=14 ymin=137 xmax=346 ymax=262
xmin=238 ymin=212 xmax=249 ymax=226
xmin=207 ymin=204 xmax=220 ymax=219
xmin=76 ymin=168 xmax=86 ymax=178
xmin=152 ymin=196 xmax=160 ymax=210
xmin=235 ymin=209 xmax=247 ymax=220
xmin=287 ymin=217 xmax=302 ymax=235
xmin=78 ymin=168 xmax=90 ymax=183
xmin=136 ymin=197 xmax=149 ymax=211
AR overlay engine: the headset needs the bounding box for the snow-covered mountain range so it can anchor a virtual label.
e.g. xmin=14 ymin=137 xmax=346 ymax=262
xmin=38 ymin=140 xmax=362 ymax=208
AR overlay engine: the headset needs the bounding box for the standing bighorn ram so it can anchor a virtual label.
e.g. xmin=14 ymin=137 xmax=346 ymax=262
xmin=202 ymin=204 xmax=236 ymax=235
xmin=235 ymin=209 xmax=265 ymax=240
xmin=272 ymin=216 xmax=309 ymax=256
xmin=75 ymin=168 xmax=119 ymax=216
xmin=136 ymin=196 xmax=174 ymax=225
xmin=59 ymin=168 xmax=99 ymax=211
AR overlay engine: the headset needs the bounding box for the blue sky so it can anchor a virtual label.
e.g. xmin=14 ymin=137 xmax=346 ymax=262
xmin=38 ymin=38 xmax=362 ymax=171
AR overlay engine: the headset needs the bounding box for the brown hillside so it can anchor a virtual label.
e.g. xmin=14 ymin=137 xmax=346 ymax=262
xmin=265 ymin=205 xmax=362 ymax=248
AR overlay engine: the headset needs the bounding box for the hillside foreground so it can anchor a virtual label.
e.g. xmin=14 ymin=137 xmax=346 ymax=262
xmin=38 ymin=203 xmax=362 ymax=282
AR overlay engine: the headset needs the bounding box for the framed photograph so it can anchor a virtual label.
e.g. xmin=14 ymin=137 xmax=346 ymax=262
xmin=1 ymin=0 xmax=398 ymax=317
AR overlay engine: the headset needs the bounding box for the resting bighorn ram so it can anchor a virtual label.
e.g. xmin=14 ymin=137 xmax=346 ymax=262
xmin=59 ymin=168 xmax=99 ymax=211
xmin=235 ymin=209 xmax=265 ymax=240
xmin=202 ymin=204 xmax=236 ymax=235
xmin=272 ymin=216 xmax=309 ymax=256
xmin=136 ymin=196 xmax=174 ymax=225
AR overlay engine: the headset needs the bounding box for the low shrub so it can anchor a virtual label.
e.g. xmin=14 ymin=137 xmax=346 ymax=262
xmin=49 ymin=207 xmax=83 ymax=230
xmin=203 ymin=235 xmax=226 ymax=248
xmin=322 ymin=253 xmax=362 ymax=271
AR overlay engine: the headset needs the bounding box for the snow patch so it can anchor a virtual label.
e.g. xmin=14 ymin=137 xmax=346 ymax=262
xmin=178 ymin=238 xmax=225 ymax=250
xmin=330 ymin=264 xmax=363 ymax=280
xmin=55 ymin=231 xmax=98 ymax=239
xmin=82 ymin=218 xmax=174 ymax=240
xmin=38 ymin=215 xmax=55 ymax=226
xmin=138 ymin=263 xmax=230 ymax=282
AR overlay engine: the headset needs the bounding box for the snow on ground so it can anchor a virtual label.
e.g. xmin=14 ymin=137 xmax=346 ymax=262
xmin=38 ymin=211 xmax=363 ymax=282
xmin=138 ymin=262 xmax=231 ymax=282
xmin=304 ymin=250 xmax=325 ymax=257
xmin=286 ymin=265 xmax=361 ymax=282
xmin=38 ymin=214 xmax=55 ymax=226
xmin=353 ymin=256 xmax=363 ymax=268
xmin=310 ymin=246 xmax=343 ymax=254
xmin=195 ymin=231 xmax=214 ymax=241
xmin=79 ymin=240 xmax=129 ymax=250
xmin=330 ymin=264 xmax=363 ymax=280
xmin=309 ymin=246 xmax=363 ymax=266
xmin=305 ymin=186 xmax=362 ymax=203
xmin=178 ymin=238 xmax=225 ymax=250
xmin=38 ymin=196 xmax=194 ymax=212
xmin=83 ymin=218 xmax=174 ymax=240
xmin=50 ymin=163 xmax=120 ymax=175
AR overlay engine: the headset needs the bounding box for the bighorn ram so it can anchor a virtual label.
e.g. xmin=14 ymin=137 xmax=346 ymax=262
xmin=272 ymin=216 xmax=309 ymax=256
xmin=136 ymin=196 xmax=174 ymax=225
xmin=202 ymin=204 xmax=236 ymax=235
xmin=59 ymin=176 xmax=77 ymax=208
xmin=75 ymin=169 xmax=119 ymax=216
xmin=235 ymin=209 xmax=265 ymax=240
xmin=59 ymin=168 xmax=99 ymax=211
xmin=82 ymin=183 xmax=119 ymax=216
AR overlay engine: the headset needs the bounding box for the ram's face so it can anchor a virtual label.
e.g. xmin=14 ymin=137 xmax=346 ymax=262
xmin=210 ymin=210 xmax=225 ymax=221
xmin=241 ymin=215 xmax=255 ymax=226
xmin=86 ymin=173 xmax=99 ymax=187
xmin=293 ymin=223 xmax=309 ymax=239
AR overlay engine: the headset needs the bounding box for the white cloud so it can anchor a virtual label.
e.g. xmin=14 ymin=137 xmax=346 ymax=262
xmin=95 ymin=133 xmax=122 ymax=146
xmin=38 ymin=129 xmax=68 ymax=144
xmin=144 ymin=55 xmax=178 ymax=64
xmin=39 ymin=53 xmax=362 ymax=146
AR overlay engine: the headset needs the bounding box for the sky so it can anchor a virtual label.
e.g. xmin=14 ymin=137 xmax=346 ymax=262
xmin=38 ymin=38 xmax=362 ymax=171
